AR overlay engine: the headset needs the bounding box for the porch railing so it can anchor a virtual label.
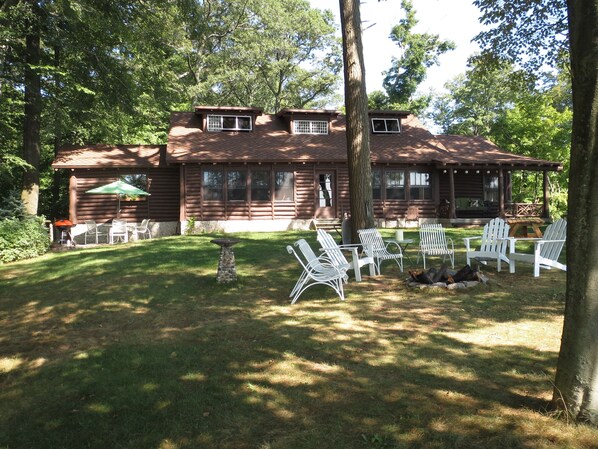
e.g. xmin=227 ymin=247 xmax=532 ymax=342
xmin=505 ymin=202 xmax=543 ymax=217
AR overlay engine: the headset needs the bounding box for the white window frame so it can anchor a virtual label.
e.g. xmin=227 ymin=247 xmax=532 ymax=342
xmin=207 ymin=115 xmax=252 ymax=132
xmin=293 ymin=120 xmax=328 ymax=135
xmin=371 ymin=118 xmax=401 ymax=134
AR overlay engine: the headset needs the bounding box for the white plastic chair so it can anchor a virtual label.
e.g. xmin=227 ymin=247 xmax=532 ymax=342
xmin=417 ymin=223 xmax=455 ymax=269
xmin=509 ymin=218 xmax=567 ymax=277
xmin=357 ymin=228 xmax=404 ymax=274
xmin=317 ymin=229 xmax=376 ymax=282
xmin=463 ymin=217 xmax=510 ymax=271
xmin=287 ymin=239 xmax=348 ymax=304
xmin=109 ymin=219 xmax=129 ymax=244
xmin=84 ymin=220 xmax=108 ymax=244
xmin=134 ymin=219 xmax=152 ymax=239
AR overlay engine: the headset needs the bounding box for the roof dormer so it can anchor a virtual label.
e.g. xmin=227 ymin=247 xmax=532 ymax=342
xmin=277 ymin=108 xmax=341 ymax=135
xmin=194 ymin=105 xmax=263 ymax=132
xmin=368 ymin=110 xmax=410 ymax=134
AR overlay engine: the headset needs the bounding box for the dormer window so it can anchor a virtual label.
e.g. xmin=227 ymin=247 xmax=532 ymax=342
xmin=293 ymin=120 xmax=328 ymax=135
xmin=207 ymin=114 xmax=252 ymax=132
xmin=371 ymin=118 xmax=400 ymax=133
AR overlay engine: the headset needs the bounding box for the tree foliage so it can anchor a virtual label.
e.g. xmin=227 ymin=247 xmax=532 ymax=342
xmin=0 ymin=0 xmax=342 ymax=218
xmin=379 ymin=0 xmax=454 ymax=112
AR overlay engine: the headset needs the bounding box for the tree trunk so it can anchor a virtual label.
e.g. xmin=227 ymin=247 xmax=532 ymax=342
xmin=552 ymin=0 xmax=598 ymax=425
xmin=339 ymin=0 xmax=375 ymax=243
xmin=21 ymin=2 xmax=42 ymax=216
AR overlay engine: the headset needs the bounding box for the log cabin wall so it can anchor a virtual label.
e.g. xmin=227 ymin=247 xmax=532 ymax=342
xmin=72 ymin=168 xmax=179 ymax=224
xmin=181 ymin=163 xmax=438 ymax=222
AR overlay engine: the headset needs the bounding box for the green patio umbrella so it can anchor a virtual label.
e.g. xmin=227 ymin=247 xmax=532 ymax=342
xmin=86 ymin=180 xmax=150 ymax=218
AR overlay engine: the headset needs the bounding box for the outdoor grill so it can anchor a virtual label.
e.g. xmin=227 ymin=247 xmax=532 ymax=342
xmin=54 ymin=219 xmax=75 ymax=247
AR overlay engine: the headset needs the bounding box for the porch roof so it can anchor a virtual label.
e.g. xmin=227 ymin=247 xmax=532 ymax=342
xmin=52 ymin=144 xmax=166 ymax=169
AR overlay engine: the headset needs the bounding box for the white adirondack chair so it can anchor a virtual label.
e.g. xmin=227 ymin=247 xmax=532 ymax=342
xmin=287 ymin=239 xmax=348 ymax=304
xmin=509 ymin=218 xmax=567 ymax=277
xmin=317 ymin=229 xmax=376 ymax=282
xmin=463 ymin=217 xmax=511 ymax=271
xmin=416 ymin=223 xmax=455 ymax=269
xmin=357 ymin=228 xmax=403 ymax=274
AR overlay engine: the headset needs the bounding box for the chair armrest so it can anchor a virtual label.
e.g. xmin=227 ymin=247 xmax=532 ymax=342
xmin=383 ymin=239 xmax=403 ymax=254
xmin=463 ymin=236 xmax=481 ymax=251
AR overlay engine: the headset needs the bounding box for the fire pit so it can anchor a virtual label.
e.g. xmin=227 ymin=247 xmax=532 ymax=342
xmin=407 ymin=264 xmax=488 ymax=289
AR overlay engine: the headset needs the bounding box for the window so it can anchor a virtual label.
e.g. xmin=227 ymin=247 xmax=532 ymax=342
xmin=203 ymin=170 xmax=224 ymax=201
xmin=372 ymin=169 xmax=381 ymax=200
xmin=275 ymin=171 xmax=294 ymax=201
xmin=371 ymin=118 xmax=400 ymax=133
xmin=484 ymin=175 xmax=499 ymax=202
xmin=227 ymin=170 xmax=247 ymax=201
xmin=120 ymin=174 xmax=148 ymax=201
xmin=294 ymin=120 xmax=328 ymax=135
xmin=251 ymin=170 xmax=271 ymax=201
xmin=207 ymin=115 xmax=252 ymax=132
xmin=385 ymin=170 xmax=405 ymax=199
xmin=409 ymin=172 xmax=432 ymax=200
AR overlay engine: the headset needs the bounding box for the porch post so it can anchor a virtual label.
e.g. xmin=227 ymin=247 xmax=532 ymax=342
xmin=448 ymin=167 xmax=456 ymax=219
xmin=498 ymin=167 xmax=505 ymax=218
xmin=69 ymin=173 xmax=77 ymax=223
xmin=543 ymin=170 xmax=550 ymax=218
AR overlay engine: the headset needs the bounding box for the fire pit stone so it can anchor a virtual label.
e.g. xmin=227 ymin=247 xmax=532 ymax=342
xmin=406 ymin=264 xmax=489 ymax=289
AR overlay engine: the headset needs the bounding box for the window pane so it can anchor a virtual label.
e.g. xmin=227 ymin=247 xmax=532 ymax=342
xmin=203 ymin=170 xmax=223 ymax=200
xmin=386 ymin=119 xmax=400 ymax=132
xmin=120 ymin=174 xmax=148 ymax=201
xmin=275 ymin=171 xmax=294 ymax=201
xmin=409 ymin=171 xmax=431 ymax=200
xmin=385 ymin=170 xmax=405 ymax=200
xmin=372 ymin=119 xmax=386 ymax=132
xmin=227 ymin=170 xmax=247 ymax=201
xmin=372 ymin=169 xmax=381 ymax=200
xmin=237 ymin=116 xmax=251 ymax=130
xmin=484 ymin=175 xmax=499 ymax=202
xmin=251 ymin=170 xmax=271 ymax=201
xmin=318 ymin=173 xmax=333 ymax=207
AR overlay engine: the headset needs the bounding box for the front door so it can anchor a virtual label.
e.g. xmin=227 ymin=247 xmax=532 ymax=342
xmin=316 ymin=172 xmax=335 ymax=218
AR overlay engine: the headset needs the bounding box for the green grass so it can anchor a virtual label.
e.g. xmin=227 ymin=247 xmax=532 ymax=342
xmin=0 ymin=229 xmax=591 ymax=449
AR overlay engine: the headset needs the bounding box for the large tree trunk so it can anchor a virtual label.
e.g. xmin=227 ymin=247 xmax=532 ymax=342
xmin=552 ymin=0 xmax=598 ymax=425
xmin=339 ymin=0 xmax=375 ymax=242
xmin=21 ymin=1 xmax=42 ymax=216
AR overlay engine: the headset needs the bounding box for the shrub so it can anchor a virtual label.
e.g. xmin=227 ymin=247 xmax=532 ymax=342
xmin=0 ymin=216 xmax=51 ymax=263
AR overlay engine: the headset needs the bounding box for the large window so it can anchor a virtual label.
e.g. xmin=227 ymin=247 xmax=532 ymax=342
xmin=203 ymin=170 xmax=224 ymax=201
xmin=294 ymin=120 xmax=328 ymax=135
xmin=227 ymin=170 xmax=247 ymax=201
xmin=251 ymin=170 xmax=271 ymax=201
xmin=409 ymin=171 xmax=432 ymax=200
xmin=385 ymin=170 xmax=405 ymax=200
xmin=372 ymin=169 xmax=381 ymax=200
xmin=371 ymin=118 xmax=400 ymax=133
xmin=275 ymin=171 xmax=294 ymax=201
xmin=484 ymin=175 xmax=499 ymax=202
xmin=207 ymin=115 xmax=252 ymax=132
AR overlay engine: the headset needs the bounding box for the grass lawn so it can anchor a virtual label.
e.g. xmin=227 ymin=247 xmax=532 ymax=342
xmin=0 ymin=229 xmax=595 ymax=449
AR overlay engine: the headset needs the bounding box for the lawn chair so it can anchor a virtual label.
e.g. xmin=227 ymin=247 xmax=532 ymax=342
xmin=463 ymin=217 xmax=510 ymax=271
xmin=134 ymin=219 xmax=152 ymax=240
xmin=287 ymin=239 xmax=348 ymax=304
xmin=357 ymin=228 xmax=403 ymax=274
xmin=317 ymin=229 xmax=376 ymax=282
xmin=84 ymin=220 xmax=108 ymax=244
xmin=509 ymin=218 xmax=567 ymax=277
xmin=417 ymin=223 xmax=455 ymax=269
xmin=109 ymin=219 xmax=129 ymax=244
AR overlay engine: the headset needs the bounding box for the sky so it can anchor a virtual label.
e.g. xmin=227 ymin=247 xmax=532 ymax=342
xmin=308 ymin=0 xmax=483 ymax=95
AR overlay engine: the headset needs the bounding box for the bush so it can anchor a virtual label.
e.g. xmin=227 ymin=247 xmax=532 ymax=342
xmin=0 ymin=216 xmax=51 ymax=263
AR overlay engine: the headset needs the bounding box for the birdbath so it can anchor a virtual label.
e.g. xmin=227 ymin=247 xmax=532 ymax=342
xmin=210 ymin=238 xmax=241 ymax=283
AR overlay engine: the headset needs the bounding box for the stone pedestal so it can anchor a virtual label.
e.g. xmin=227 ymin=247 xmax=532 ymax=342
xmin=211 ymin=238 xmax=240 ymax=283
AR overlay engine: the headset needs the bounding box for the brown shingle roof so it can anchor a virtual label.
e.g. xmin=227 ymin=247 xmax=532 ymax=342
xmin=52 ymin=144 xmax=165 ymax=169
xmin=51 ymin=110 xmax=563 ymax=171
xmin=166 ymin=111 xmax=561 ymax=170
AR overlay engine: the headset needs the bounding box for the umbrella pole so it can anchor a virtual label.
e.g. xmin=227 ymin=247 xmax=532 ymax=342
xmin=117 ymin=194 xmax=121 ymax=218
